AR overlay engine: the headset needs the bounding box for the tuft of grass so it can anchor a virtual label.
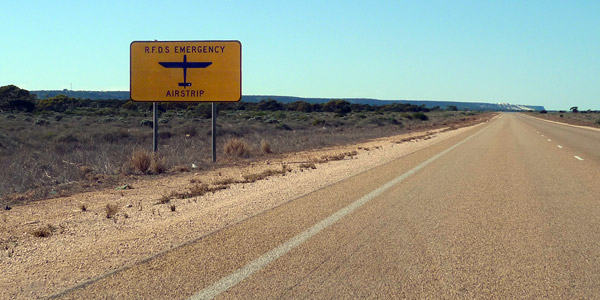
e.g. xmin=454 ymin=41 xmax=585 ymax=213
xmin=189 ymin=183 xmax=210 ymax=197
xmin=260 ymin=139 xmax=272 ymax=154
xmin=224 ymin=138 xmax=251 ymax=157
xmin=31 ymin=224 xmax=56 ymax=238
xmin=105 ymin=203 xmax=119 ymax=219
xmin=170 ymin=204 xmax=176 ymax=212
xmin=130 ymin=150 xmax=152 ymax=174
xmin=80 ymin=203 xmax=87 ymax=212
xmin=299 ymin=162 xmax=317 ymax=170
xmin=171 ymin=165 xmax=191 ymax=173
xmin=214 ymin=177 xmax=238 ymax=186
xmin=170 ymin=183 xmax=232 ymax=199
xmin=150 ymin=153 xmax=166 ymax=174
xmin=243 ymin=165 xmax=291 ymax=183
xmin=157 ymin=194 xmax=170 ymax=204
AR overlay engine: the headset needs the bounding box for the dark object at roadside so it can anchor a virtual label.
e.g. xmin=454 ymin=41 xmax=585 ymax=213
xmin=4 ymin=205 xmax=11 ymax=210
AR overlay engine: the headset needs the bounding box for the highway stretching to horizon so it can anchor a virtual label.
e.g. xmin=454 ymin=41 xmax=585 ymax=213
xmin=53 ymin=113 xmax=600 ymax=299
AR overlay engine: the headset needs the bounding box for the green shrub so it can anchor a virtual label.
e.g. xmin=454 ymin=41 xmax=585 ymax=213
xmin=412 ymin=112 xmax=429 ymax=121
xmin=276 ymin=123 xmax=292 ymax=130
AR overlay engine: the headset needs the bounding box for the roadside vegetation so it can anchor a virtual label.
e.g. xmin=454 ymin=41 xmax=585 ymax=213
xmin=1 ymin=85 xmax=489 ymax=204
xmin=528 ymin=108 xmax=600 ymax=128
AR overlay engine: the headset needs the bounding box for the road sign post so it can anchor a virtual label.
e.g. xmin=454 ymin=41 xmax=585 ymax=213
xmin=153 ymin=102 xmax=158 ymax=152
xmin=130 ymin=40 xmax=241 ymax=160
xmin=212 ymin=103 xmax=217 ymax=163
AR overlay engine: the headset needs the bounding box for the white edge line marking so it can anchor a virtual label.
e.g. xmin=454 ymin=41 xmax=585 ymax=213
xmin=547 ymin=139 xmax=551 ymax=141
xmin=190 ymin=124 xmax=490 ymax=300
xmin=557 ymin=145 xmax=563 ymax=148
xmin=575 ymin=156 xmax=584 ymax=161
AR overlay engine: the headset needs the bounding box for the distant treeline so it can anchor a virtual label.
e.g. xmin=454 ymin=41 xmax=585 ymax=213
xmin=1 ymin=85 xmax=460 ymax=115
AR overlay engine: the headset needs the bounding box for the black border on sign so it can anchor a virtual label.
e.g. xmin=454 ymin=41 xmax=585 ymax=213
xmin=130 ymin=40 xmax=242 ymax=102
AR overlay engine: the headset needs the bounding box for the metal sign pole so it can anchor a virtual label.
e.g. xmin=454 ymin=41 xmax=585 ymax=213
xmin=153 ymin=102 xmax=158 ymax=152
xmin=212 ymin=102 xmax=217 ymax=163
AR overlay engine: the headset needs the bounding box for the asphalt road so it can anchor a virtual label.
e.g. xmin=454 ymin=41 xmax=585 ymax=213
xmin=53 ymin=113 xmax=600 ymax=299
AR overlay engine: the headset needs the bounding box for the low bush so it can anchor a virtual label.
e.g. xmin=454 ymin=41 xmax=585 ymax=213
xmin=150 ymin=153 xmax=166 ymax=174
xmin=31 ymin=224 xmax=56 ymax=238
xmin=131 ymin=150 xmax=152 ymax=174
xmin=224 ymin=138 xmax=251 ymax=157
xmin=105 ymin=203 xmax=119 ymax=219
xmin=412 ymin=112 xmax=429 ymax=121
xmin=261 ymin=140 xmax=272 ymax=154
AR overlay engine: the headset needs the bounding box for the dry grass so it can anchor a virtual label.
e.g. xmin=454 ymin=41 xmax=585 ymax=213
xmin=150 ymin=153 xmax=166 ymax=174
xmin=31 ymin=224 xmax=56 ymax=238
xmin=105 ymin=203 xmax=119 ymax=219
xmin=214 ymin=177 xmax=239 ymax=186
xmin=167 ymin=183 xmax=228 ymax=200
xmin=0 ymin=110 xmax=493 ymax=205
xmin=170 ymin=165 xmax=191 ymax=173
xmin=393 ymin=133 xmax=434 ymax=144
xmin=261 ymin=139 xmax=272 ymax=154
xmin=224 ymin=138 xmax=251 ymax=157
xmin=317 ymin=151 xmax=358 ymax=162
xmin=188 ymin=183 xmax=211 ymax=197
xmin=299 ymin=162 xmax=317 ymax=170
xmin=131 ymin=150 xmax=152 ymax=174
xmin=243 ymin=165 xmax=291 ymax=183
xmin=157 ymin=194 xmax=170 ymax=204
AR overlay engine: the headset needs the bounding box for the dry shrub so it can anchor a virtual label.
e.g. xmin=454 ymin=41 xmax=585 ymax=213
xmin=189 ymin=183 xmax=210 ymax=197
xmin=31 ymin=224 xmax=56 ymax=238
xmin=299 ymin=162 xmax=316 ymax=170
xmin=171 ymin=165 xmax=191 ymax=173
xmin=243 ymin=165 xmax=291 ymax=183
xmin=214 ymin=177 xmax=238 ymax=185
xmin=131 ymin=150 xmax=152 ymax=174
xmin=243 ymin=170 xmax=278 ymax=183
xmin=105 ymin=203 xmax=119 ymax=219
xmin=326 ymin=153 xmax=346 ymax=161
xmin=150 ymin=153 xmax=166 ymax=174
xmin=170 ymin=183 xmax=231 ymax=199
xmin=320 ymin=151 xmax=359 ymax=162
xmin=260 ymin=139 xmax=272 ymax=154
xmin=224 ymin=138 xmax=251 ymax=157
xmin=157 ymin=194 xmax=170 ymax=204
xmin=79 ymin=165 xmax=93 ymax=175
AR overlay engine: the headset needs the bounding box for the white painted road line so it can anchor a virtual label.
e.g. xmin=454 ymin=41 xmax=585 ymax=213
xmin=575 ymin=156 xmax=584 ymax=161
xmin=547 ymin=139 xmax=552 ymax=142
xmin=557 ymin=145 xmax=563 ymax=149
xmin=189 ymin=124 xmax=490 ymax=300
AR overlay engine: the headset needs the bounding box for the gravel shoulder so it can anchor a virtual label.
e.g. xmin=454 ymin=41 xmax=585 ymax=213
xmin=0 ymin=117 xmax=492 ymax=299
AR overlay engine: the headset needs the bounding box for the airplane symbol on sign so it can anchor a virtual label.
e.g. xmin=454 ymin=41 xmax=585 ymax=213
xmin=159 ymin=55 xmax=212 ymax=88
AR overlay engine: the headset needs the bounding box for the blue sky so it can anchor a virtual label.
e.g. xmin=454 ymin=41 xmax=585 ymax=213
xmin=1 ymin=0 xmax=598 ymax=110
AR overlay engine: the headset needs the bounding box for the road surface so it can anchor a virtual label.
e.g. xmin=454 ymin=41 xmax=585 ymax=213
xmin=53 ymin=113 xmax=600 ymax=299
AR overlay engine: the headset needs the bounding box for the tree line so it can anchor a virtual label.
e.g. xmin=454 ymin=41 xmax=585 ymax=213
xmin=1 ymin=85 xmax=457 ymax=114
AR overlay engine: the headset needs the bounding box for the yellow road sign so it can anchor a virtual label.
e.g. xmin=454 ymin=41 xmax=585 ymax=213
xmin=130 ymin=41 xmax=241 ymax=102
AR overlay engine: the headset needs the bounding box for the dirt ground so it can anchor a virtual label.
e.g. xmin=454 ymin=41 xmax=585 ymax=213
xmin=0 ymin=115 xmax=493 ymax=300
